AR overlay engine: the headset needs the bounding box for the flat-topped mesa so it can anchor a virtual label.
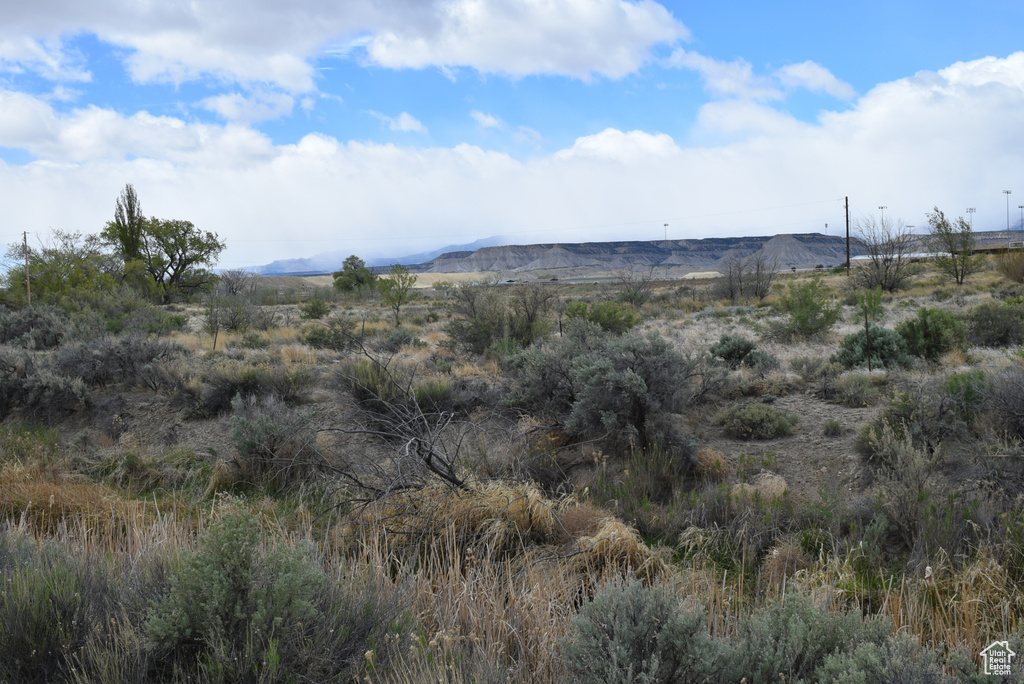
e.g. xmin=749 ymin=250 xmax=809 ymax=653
xmin=419 ymin=233 xmax=861 ymax=274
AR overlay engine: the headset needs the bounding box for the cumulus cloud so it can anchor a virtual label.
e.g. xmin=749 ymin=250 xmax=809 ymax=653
xmin=1 ymin=0 xmax=687 ymax=91
xmin=364 ymin=0 xmax=687 ymax=79
xmin=1 ymin=53 xmax=1023 ymax=269
xmin=369 ymin=111 xmax=427 ymax=133
xmin=471 ymin=110 xmax=502 ymax=128
xmin=775 ymin=61 xmax=856 ymax=99
xmin=667 ymin=49 xmax=855 ymax=102
xmin=0 ymin=37 xmax=91 ymax=81
xmin=200 ymin=90 xmax=295 ymax=122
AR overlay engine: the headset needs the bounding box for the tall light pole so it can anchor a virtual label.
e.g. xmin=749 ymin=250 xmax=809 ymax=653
xmin=1004 ymin=190 xmax=1012 ymax=232
xmin=1019 ymin=205 xmax=1023 ymax=234
xmin=664 ymin=223 xmax=668 ymax=241
xmin=966 ymin=207 xmax=976 ymax=229
xmin=878 ymin=205 xmax=887 ymax=224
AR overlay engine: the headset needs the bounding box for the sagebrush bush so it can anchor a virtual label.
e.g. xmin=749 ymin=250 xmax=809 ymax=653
xmin=185 ymin=363 xmax=313 ymax=417
xmin=816 ymin=632 xmax=946 ymax=683
xmin=0 ymin=532 xmax=112 ymax=684
xmin=832 ymin=324 xmax=913 ymax=370
xmin=147 ymin=505 xmax=409 ymax=682
xmin=789 ymin=355 xmax=829 ymax=382
xmin=723 ymin=595 xmax=891 ymax=683
xmin=996 ymin=250 xmax=1024 ymax=283
xmin=506 ymin=320 xmax=704 ymax=449
xmin=965 ymin=300 xmax=1024 ymax=347
xmin=445 ymin=282 xmax=552 ymax=354
xmin=772 ymin=276 xmax=841 ymax=341
xmin=834 ymin=372 xmax=881 ymax=407
xmin=710 ymin=333 xmax=755 ymax=369
xmin=304 ymin=316 xmax=358 ymax=351
xmin=560 ymin=578 xmax=720 ymax=684
xmin=896 ymin=306 xmax=966 ymax=361
xmin=718 ymin=403 xmax=797 ymax=440
xmin=50 ymin=334 xmax=186 ymax=387
xmin=564 ymin=300 xmax=640 ymax=334
xmin=299 ymin=297 xmax=330 ymax=320
xmin=989 ymin=364 xmax=1024 ymax=438
xmin=229 ymin=395 xmax=320 ymax=489
xmin=0 ymin=305 xmax=70 ymax=349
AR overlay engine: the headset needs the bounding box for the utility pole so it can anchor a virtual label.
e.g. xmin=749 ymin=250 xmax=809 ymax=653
xmin=845 ymin=196 xmax=850 ymax=277
xmin=1004 ymin=190 xmax=1013 ymax=246
xmin=22 ymin=231 xmax=31 ymax=306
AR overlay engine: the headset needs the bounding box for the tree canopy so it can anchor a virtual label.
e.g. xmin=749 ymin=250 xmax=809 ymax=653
xmin=332 ymin=255 xmax=378 ymax=293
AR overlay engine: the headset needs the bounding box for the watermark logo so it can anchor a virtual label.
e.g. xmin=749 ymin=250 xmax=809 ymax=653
xmin=981 ymin=640 xmax=1016 ymax=676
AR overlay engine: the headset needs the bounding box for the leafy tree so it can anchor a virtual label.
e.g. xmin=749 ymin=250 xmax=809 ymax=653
xmin=926 ymin=206 xmax=985 ymax=286
xmin=377 ymin=264 xmax=418 ymax=327
xmin=106 ymin=183 xmax=145 ymax=263
xmin=133 ymin=218 xmax=225 ymax=302
xmin=332 ymin=255 xmax=378 ymax=294
xmin=854 ymin=215 xmax=919 ymax=292
xmin=2 ymin=230 xmax=118 ymax=303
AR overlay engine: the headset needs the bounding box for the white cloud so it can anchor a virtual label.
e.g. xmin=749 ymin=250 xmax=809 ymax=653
xmin=555 ymin=128 xmax=680 ymax=163
xmin=0 ymin=37 xmax=90 ymax=81
xmin=775 ymin=61 xmax=856 ymax=99
xmin=471 ymin=110 xmax=502 ymax=128
xmin=364 ymin=0 xmax=687 ymax=79
xmin=369 ymin=111 xmax=427 ymax=133
xmin=0 ymin=0 xmax=687 ymax=91
xmin=1 ymin=53 xmax=1023 ymax=269
xmin=667 ymin=50 xmax=781 ymax=100
xmin=200 ymin=90 xmax=295 ymax=123
xmin=667 ymin=49 xmax=855 ymax=102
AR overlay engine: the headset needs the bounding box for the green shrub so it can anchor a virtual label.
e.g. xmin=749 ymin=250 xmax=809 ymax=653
xmin=710 ymin=334 xmax=755 ymax=369
xmin=834 ymin=372 xmax=881 ymax=407
xmin=304 ymin=317 xmax=357 ymax=351
xmin=832 ymin=325 xmax=913 ymax=370
xmin=718 ymin=403 xmax=798 ymax=440
xmin=0 ymin=305 xmax=70 ymax=349
xmin=505 ymin=321 xmax=704 ymax=449
xmin=823 ymin=419 xmax=844 ymax=436
xmin=944 ymin=369 xmax=987 ymax=425
xmin=561 ymin=578 xmax=719 ymax=684
xmin=789 ymin=355 xmax=829 ymax=382
xmin=564 ymin=300 xmax=640 ymax=334
xmin=146 ymin=506 xmax=321 ymax=678
xmin=965 ymin=300 xmax=1024 ymax=347
xmin=186 ymin=364 xmax=313 ymax=417
xmin=445 ymin=282 xmax=553 ymax=354
xmin=772 ymin=277 xmax=841 ymax=341
xmin=380 ymin=326 xmax=426 ymax=352
xmin=50 ymin=335 xmax=186 ymax=387
xmin=229 ymin=395 xmax=319 ymax=489
xmin=816 ymin=632 xmax=946 ymax=683
xmin=742 ymin=350 xmax=781 ymax=376
xmin=896 ymin=306 xmax=966 ymax=361
xmin=724 ymin=595 xmax=891 ymax=683
xmin=0 ymin=533 xmax=111 ymax=684
xmin=299 ymin=297 xmax=330 ymax=320
xmin=232 ymin=331 xmax=271 ymax=349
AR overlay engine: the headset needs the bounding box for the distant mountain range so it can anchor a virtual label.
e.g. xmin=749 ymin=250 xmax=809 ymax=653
xmin=412 ymin=233 xmax=861 ymax=274
xmin=251 ymin=236 xmax=508 ymax=275
xmin=250 ymin=229 xmax=1021 ymax=277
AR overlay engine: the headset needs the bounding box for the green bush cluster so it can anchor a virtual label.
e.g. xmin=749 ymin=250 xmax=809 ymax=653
xmin=299 ymin=297 xmax=331 ymax=320
xmin=445 ymin=282 xmax=553 ymax=355
xmin=564 ymin=300 xmax=640 ymax=334
xmin=718 ymin=403 xmax=798 ymax=440
xmin=710 ymin=334 xmax=755 ymax=369
xmin=896 ymin=306 xmax=966 ymax=361
xmin=505 ymin=320 xmax=705 ymax=450
xmin=965 ymin=300 xmax=1024 ymax=347
xmin=832 ymin=325 xmax=913 ymax=370
xmin=561 ymin=583 xmax=961 ymax=684
xmin=183 ymin=363 xmax=314 ymax=417
xmin=772 ymin=277 xmax=841 ymax=341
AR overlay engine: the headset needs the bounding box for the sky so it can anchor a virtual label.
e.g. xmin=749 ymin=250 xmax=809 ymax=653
xmin=2 ymin=0 xmax=1024 ymax=269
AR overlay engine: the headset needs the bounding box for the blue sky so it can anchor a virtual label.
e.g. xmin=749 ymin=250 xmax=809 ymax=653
xmin=2 ymin=0 xmax=1024 ymax=268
